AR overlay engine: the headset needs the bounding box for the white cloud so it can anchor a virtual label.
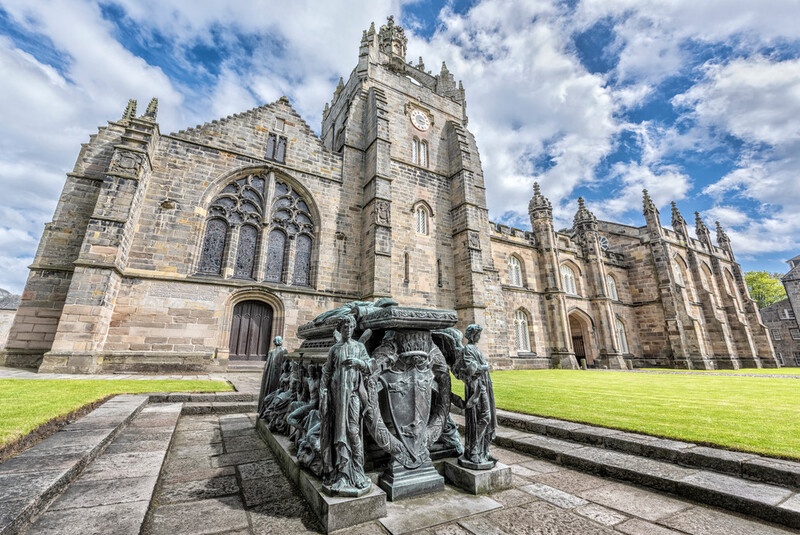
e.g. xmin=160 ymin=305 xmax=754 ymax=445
xmin=593 ymin=161 xmax=691 ymax=221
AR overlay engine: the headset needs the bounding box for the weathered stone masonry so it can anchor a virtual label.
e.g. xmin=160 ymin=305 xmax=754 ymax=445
xmin=0 ymin=18 xmax=776 ymax=372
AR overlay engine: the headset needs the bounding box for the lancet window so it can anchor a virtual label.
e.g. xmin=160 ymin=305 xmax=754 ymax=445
xmin=514 ymin=309 xmax=531 ymax=353
xmin=508 ymin=256 xmax=523 ymax=287
xmin=561 ymin=264 xmax=578 ymax=295
xmin=616 ymin=318 xmax=629 ymax=354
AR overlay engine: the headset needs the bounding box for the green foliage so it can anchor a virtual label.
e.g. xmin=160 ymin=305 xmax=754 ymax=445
xmin=0 ymin=379 xmax=231 ymax=447
xmin=487 ymin=369 xmax=800 ymax=460
xmin=745 ymin=270 xmax=787 ymax=309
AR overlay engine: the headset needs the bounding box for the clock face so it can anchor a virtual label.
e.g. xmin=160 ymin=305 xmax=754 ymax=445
xmin=410 ymin=109 xmax=430 ymax=131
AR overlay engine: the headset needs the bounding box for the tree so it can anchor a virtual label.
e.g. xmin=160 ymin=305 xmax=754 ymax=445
xmin=745 ymin=271 xmax=787 ymax=309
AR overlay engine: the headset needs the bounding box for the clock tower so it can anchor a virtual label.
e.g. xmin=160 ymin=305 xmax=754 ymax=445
xmin=320 ymin=17 xmax=494 ymax=338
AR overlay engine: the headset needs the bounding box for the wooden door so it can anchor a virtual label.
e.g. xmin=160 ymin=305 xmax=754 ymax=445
xmin=572 ymin=335 xmax=586 ymax=360
xmin=229 ymin=301 xmax=273 ymax=360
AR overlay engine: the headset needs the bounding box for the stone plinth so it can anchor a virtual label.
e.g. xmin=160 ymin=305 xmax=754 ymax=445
xmin=256 ymin=419 xmax=387 ymax=532
xmin=379 ymin=460 xmax=445 ymax=501
xmin=443 ymin=459 xmax=512 ymax=495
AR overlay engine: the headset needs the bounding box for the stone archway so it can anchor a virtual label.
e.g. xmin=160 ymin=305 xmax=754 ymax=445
xmin=568 ymin=310 xmax=596 ymax=368
xmin=229 ymin=300 xmax=274 ymax=360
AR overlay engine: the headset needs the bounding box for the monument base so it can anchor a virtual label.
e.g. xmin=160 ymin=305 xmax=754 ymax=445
xmin=256 ymin=419 xmax=387 ymax=532
xmin=443 ymin=459 xmax=512 ymax=495
xmin=379 ymin=460 xmax=445 ymax=501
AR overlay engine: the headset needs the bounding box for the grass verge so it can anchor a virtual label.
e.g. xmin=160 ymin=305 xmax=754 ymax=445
xmin=0 ymin=378 xmax=232 ymax=456
xmin=454 ymin=369 xmax=800 ymax=460
xmin=641 ymin=367 xmax=800 ymax=375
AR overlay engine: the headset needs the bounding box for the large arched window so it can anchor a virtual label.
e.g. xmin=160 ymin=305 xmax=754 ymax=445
xmin=197 ymin=173 xmax=315 ymax=287
xmin=616 ymin=317 xmax=629 ymax=354
xmin=561 ymin=264 xmax=578 ymax=295
xmin=606 ymin=274 xmax=618 ymax=301
xmin=508 ymin=256 xmax=523 ymax=287
xmin=514 ymin=309 xmax=531 ymax=353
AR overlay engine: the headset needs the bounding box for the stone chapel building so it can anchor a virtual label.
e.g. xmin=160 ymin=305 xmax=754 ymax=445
xmin=761 ymin=255 xmax=800 ymax=366
xmin=0 ymin=19 xmax=777 ymax=373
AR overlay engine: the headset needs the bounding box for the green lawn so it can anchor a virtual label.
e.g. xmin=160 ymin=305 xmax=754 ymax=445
xmin=0 ymin=379 xmax=232 ymax=449
xmin=456 ymin=370 xmax=800 ymax=460
xmin=641 ymin=367 xmax=800 ymax=375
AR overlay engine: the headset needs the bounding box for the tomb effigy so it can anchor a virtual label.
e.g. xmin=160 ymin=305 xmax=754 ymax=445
xmin=256 ymin=299 xmax=509 ymax=531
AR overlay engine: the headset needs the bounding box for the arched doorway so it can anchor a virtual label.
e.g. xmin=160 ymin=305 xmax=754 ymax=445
xmin=229 ymin=300 xmax=274 ymax=360
xmin=568 ymin=311 xmax=595 ymax=367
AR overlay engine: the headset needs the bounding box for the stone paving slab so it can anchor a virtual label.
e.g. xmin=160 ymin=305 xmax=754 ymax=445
xmin=379 ymin=485 xmax=502 ymax=534
xmin=26 ymin=500 xmax=150 ymax=535
xmin=0 ymin=394 xmax=149 ymax=535
xmin=19 ymin=402 xmax=181 ymax=535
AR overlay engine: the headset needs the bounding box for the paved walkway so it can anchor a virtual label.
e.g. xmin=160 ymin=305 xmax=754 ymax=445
xmin=2 ymin=366 xmax=799 ymax=534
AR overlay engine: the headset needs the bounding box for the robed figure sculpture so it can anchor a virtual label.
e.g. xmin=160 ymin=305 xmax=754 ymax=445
xmin=458 ymin=324 xmax=497 ymax=470
xmin=319 ymin=315 xmax=372 ymax=496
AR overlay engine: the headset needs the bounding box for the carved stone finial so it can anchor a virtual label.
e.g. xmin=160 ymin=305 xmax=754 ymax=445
xmin=368 ymin=21 xmax=376 ymax=34
xmin=335 ymin=77 xmax=344 ymax=98
xmin=694 ymin=211 xmax=707 ymax=232
xmin=143 ymin=97 xmax=158 ymax=120
xmin=417 ymin=56 xmax=425 ymax=70
xmin=671 ymin=201 xmax=686 ymax=229
xmin=642 ymin=189 xmax=657 ymax=215
xmin=715 ymin=220 xmax=730 ymax=245
xmin=528 ymin=181 xmax=553 ymax=221
xmin=440 ymin=61 xmax=450 ymax=75
xmin=121 ymin=99 xmax=137 ymax=121
xmin=573 ymin=196 xmax=598 ymax=233
xmin=361 ymin=30 xmax=368 ymax=43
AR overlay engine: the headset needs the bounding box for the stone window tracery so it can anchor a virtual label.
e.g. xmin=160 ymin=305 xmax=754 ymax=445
xmin=607 ymin=274 xmax=618 ymax=301
xmin=415 ymin=205 xmax=428 ymax=235
xmin=197 ymin=174 xmax=315 ymax=287
xmin=514 ymin=309 xmax=531 ymax=353
xmin=198 ymin=218 xmax=228 ymax=275
xmin=508 ymin=256 xmax=522 ymax=287
xmin=269 ymin=179 xmax=315 ymax=285
xmin=560 ymin=264 xmax=577 ymax=295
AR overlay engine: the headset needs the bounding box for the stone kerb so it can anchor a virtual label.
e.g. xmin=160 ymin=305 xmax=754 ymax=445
xmin=255 ymin=419 xmax=387 ymax=532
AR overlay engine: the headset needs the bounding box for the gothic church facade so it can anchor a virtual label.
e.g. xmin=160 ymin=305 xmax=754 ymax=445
xmin=0 ymin=19 xmax=777 ymax=373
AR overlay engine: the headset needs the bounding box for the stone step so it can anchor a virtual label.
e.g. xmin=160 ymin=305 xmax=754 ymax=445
xmin=181 ymin=401 xmax=257 ymax=415
xmin=21 ymin=402 xmax=182 ymax=535
xmin=0 ymin=395 xmax=150 ymax=535
xmin=473 ymin=412 xmax=800 ymax=530
xmin=147 ymin=391 xmax=257 ymax=403
xmin=495 ymin=410 xmax=800 ymax=490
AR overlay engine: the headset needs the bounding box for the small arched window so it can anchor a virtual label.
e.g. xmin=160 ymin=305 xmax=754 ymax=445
xmin=508 ymin=256 xmax=523 ymax=287
xmin=606 ymin=274 xmax=618 ymax=301
xmin=415 ymin=205 xmax=428 ymax=235
xmin=616 ymin=318 xmax=629 ymax=354
xmin=419 ymin=140 xmax=428 ymax=167
xmin=514 ymin=309 xmax=531 ymax=353
xmin=412 ymin=138 xmax=420 ymax=165
xmin=561 ymin=264 xmax=577 ymax=295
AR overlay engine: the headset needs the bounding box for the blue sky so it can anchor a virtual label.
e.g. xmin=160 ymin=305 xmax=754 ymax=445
xmin=1 ymin=0 xmax=799 ymax=294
